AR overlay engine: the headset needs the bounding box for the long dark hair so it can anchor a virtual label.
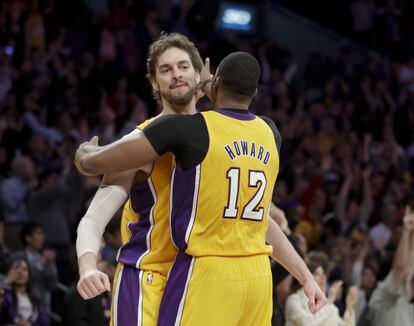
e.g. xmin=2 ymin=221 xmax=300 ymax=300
xmin=7 ymin=258 xmax=37 ymax=306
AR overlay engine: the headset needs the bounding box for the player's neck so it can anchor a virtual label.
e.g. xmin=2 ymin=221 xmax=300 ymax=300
xmin=161 ymin=98 xmax=197 ymax=115
xmin=214 ymin=92 xmax=249 ymax=111
xmin=214 ymin=100 xmax=249 ymax=111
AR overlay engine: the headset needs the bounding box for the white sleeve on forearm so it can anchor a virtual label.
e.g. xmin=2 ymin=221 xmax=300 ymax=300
xmin=76 ymin=185 xmax=128 ymax=258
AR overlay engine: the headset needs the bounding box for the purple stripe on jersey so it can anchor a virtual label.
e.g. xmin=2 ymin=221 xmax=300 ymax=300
xmin=170 ymin=166 xmax=198 ymax=250
xmin=116 ymin=265 xmax=141 ymax=325
xmin=118 ymin=181 xmax=155 ymax=267
xmin=215 ymin=109 xmax=256 ymax=120
xmin=158 ymin=252 xmax=193 ymax=326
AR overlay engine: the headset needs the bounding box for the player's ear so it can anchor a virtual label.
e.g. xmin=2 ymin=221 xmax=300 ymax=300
xmin=213 ymin=76 xmax=220 ymax=91
xmin=150 ymin=78 xmax=159 ymax=92
xmin=195 ymin=70 xmax=200 ymax=84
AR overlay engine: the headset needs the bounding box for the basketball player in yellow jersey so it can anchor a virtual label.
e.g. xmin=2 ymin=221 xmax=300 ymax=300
xmin=75 ymin=51 xmax=327 ymax=325
xmin=75 ymin=33 xmax=204 ymax=326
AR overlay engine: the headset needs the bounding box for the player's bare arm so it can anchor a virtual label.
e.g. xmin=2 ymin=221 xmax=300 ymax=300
xmin=75 ymin=131 xmax=159 ymax=176
xmin=266 ymin=217 xmax=327 ymax=313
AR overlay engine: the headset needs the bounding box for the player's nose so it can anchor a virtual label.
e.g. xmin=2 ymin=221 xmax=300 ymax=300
xmin=171 ymin=66 xmax=182 ymax=79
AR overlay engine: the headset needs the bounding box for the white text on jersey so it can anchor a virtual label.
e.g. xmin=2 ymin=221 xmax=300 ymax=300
xmin=224 ymin=140 xmax=270 ymax=165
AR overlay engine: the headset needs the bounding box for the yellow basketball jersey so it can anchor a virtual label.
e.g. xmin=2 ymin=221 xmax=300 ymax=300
xmin=117 ymin=117 xmax=178 ymax=275
xmin=169 ymin=110 xmax=279 ymax=257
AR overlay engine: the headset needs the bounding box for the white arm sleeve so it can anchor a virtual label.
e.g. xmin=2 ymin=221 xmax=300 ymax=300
xmin=76 ymin=185 xmax=128 ymax=258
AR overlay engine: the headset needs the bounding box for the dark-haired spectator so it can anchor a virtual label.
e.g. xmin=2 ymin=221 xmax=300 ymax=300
xmin=0 ymin=258 xmax=49 ymax=325
xmin=27 ymin=158 xmax=77 ymax=250
xmin=0 ymin=156 xmax=37 ymax=250
xmin=12 ymin=223 xmax=58 ymax=310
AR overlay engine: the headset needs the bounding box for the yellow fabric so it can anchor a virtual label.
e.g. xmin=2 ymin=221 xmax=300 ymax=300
xmin=110 ymin=263 xmax=167 ymax=326
xmin=180 ymin=254 xmax=272 ymax=326
xmin=119 ymin=116 xmax=177 ymax=275
xmin=120 ymin=117 xmax=156 ymax=244
xmin=140 ymin=270 xmax=166 ymax=325
xmin=185 ymin=111 xmax=279 ymax=257
xmin=110 ymin=263 xmax=122 ymax=326
xmin=120 ymin=199 xmax=135 ymax=244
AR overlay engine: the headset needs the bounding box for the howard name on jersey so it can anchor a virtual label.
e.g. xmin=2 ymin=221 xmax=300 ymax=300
xmin=224 ymin=140 xmax=271 ymax=165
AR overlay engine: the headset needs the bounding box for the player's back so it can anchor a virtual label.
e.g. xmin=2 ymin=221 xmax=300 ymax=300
xmin=157 ymin=109 xmax=281 ymax=326
xmin=169 ymin=109 xmax=280 ymax=257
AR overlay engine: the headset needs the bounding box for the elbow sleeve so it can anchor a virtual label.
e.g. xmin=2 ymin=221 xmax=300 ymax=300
xmin=76 ymin=185 xmax=128 ymax=258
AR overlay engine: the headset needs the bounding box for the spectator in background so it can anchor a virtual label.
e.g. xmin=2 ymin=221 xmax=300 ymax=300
xmin=349 ymin=0 xmax=376 ymax=46
xmin=0 ymin=258 xmax=49 ymax=325
xmin=349 ymin=235 xmax=379 ymax=325
xmin=367 ymin=206 xmax=414 ymax=326
xmin=285 ymin=251 xmax=359 ymax=326
xmin=368 ymin=201 xmax=396 ymax=252
xmin=0 ymin=156 xmax=37 ymax=250
xmin=13 ymin=223 xmax=58 ymax=310
xmin=24 ymin=7 xmax=46 ymax=52
xmin=27 ymin=157 xmax=79 ymax=251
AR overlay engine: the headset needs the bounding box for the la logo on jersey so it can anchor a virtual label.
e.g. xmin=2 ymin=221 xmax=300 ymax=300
xmin=146 ymin=272 xmax=153 ymax=284
xmin=224 ymin=140 xmax=270 ymax=165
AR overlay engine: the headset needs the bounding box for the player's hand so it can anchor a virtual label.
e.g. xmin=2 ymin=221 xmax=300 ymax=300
xmin=74 ymin=136 xmax=100 ymax=176
xmin=77 ymin=268 xmax=111 ymax=300
xmin=303 ymin=278 xmax=328 ymax=314
xmin=198 ymin=58 xmax=213 ymax=99
xmin=200 ymin=57 xmax=213 ymax=83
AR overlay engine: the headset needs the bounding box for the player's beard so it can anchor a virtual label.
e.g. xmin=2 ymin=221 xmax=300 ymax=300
xmin=160 ymin=81 xmax=197 ymax=106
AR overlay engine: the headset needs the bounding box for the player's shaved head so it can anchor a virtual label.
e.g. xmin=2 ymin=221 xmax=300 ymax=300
xmin=216 ymin=52 xmax=260 ymax=100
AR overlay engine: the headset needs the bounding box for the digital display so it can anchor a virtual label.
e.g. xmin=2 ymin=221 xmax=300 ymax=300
xmin=222 ymin=8 xmax=252 ymax=31
xmin=216 ymin=2 xmax=257 ymax=34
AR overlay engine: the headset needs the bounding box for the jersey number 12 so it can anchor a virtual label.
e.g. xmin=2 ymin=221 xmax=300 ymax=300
xmin=224 ymin=168 xmax=267 ymax=221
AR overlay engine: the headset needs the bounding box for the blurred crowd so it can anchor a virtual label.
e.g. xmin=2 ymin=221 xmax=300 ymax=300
xmin=0 ymin=0 xmax=413 ymax=325
xmin=279 ymin=0 xmax=414 ymax=61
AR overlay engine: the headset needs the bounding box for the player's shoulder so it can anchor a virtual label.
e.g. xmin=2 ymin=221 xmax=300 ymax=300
xmin=136 ymin=116 xmax=158 ymax=130
xmin=257 ymin=115 xmax=276 ymax=128
xmin=147 ymin=112 xmax=204 ymax=127
xmin=258 ymin=115 xmax=282 ymax=152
